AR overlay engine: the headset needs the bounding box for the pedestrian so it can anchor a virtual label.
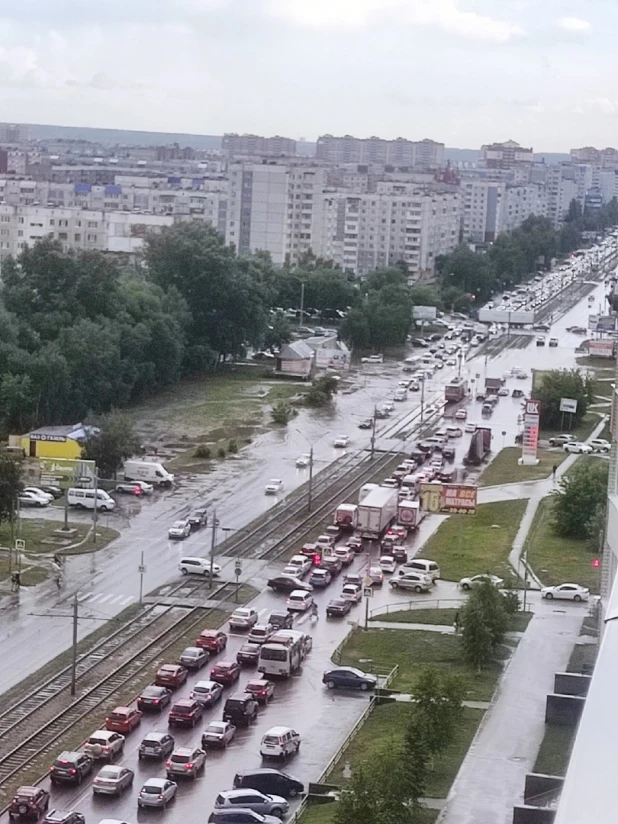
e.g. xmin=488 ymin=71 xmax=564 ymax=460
xmin=55 ymin=573 xmax=63 ymax=590
xmin=552 ymin=463 xmax=558 ymax=482
xmin=453 ymin=610 xmax=461 ymax=634
xmin=53 ymin=553 xmax=62 ymax=567
xmin=10 ymin=572 xmax=18 ymax=592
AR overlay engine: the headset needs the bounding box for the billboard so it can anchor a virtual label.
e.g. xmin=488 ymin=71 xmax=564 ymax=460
xmin=521 ymin=399 xmax=541 ymax=465
xmin=34 ymin=458 xmax=96 ymax=488
xmin=589 ymin=315 xmax=617 ymax=333
xmin=419 ymin=482 xmax=477 ymax=515
xmin=589 ymin=340 xmax=615 ymax=358
xmin=478 ymin=309 xmax=535 ymax=325
xmin=413 ymin=305 xmax=438 ymax=321
xmin=559 ymin=398 xmax=578 ymax=414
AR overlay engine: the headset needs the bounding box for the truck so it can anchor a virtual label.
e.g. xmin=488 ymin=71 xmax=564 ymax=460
xmin=484 ymin=377 xmax=503 ymax=393
xmin=334 ymin=503 xmax=358 ymax=531
xmin=358 ymin=483 xmax=378 ymax=504
xmin=445 ymin=378 xmax=467 ymax=403
xmin=463 ymin=426 xmax=492 ymax=466
xmin=357 ymin=486 xmax=398 ymax=539
xmin=397 ymin=499 xmax=425 ymax=531
xmin=123 ymin=459 xmax=174 ymax=487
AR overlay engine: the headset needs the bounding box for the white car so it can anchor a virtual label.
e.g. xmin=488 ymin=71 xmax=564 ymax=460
xmin=541 ymin=583 xmax=590 ymax=602
xmin=455 ymin=409 xmax=467 ymax=420
xmin=382 ymin=401 xmax=395 ymax=413
xmin=563 ymin=442 xmax=593 ymax=454
xmin=83 ymin=729 xmax=126 ymax=760
xmin=368 ymin=566 xmax=384 ymax=585
xmin=295 ymin=454 xmax=311 ymax=468
xmin=589 ymin=439 xmax=611 ymax=453
xmin=18 ymin=490 xmax=50 ymax=507
xmin=459 ymin=574 xmax=504 ymax=591
xmin=379 ymin=555 xmax=397 ymax=574
xmin=465 ymin=422 xmax=477 ymax=433
xmin=23 ymin=486 xmax=54 ymax=502
xmin=341 ymin=583 xmax=362 ymax=603
xmin=498 ymin=387 xmax=509 ymax=396
xmin=265 ymin=479 xmax=284 ymax=494
xmin=115 ymin=480 xmax=154 ymax=495
xmin=393 ymin=390 xmax=407 ymax=402
xmin=178 ymin=557 xmax=221 ymax=577
xmin=334 ymin=436 xmax=350 ymax=448
xmin=361 ymin=354 xmax=384 ymax=364
xmin=168 ymin=519 xmax=191 ymax=539
xmin=229 ymin=607 xmax=259 ymax=630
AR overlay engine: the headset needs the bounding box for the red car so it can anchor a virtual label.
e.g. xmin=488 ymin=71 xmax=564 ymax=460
xmin=298 ymin=542 xmax=317 ymax=559
xmin=245 ymin=678 xmax=275 ymax=704
xmin=210 ymin=660 xmax=241 ymax=686
xmin=155 ymin=664 xmax=188 ymax=690
xmin=168 ymin=699 xmax=204 ymax=728
xmin=105 ymin=706 xmax=142 ymax=733
xmin=9 ymin=787 xmax=50 ymax=821
xmin=195 ymin=629 xmax=228 ymax=654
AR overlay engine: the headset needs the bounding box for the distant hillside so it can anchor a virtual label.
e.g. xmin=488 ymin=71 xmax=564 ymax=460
xmin=444 ymin=147 xmax=480 ymax=163
xmin=27 ymin=123 xmax=223 ymax=149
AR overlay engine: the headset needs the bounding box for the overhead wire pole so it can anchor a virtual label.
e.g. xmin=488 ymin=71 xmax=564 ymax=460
xmin=209 ymin=508 xmax=218 ymax=589
xmin=92 ymin=469 xmax=98 ymax=544
xmin=308 ymin=445 xmax=314 ymax=512
xmin=370 ymin=405 xmax=377 ymax=459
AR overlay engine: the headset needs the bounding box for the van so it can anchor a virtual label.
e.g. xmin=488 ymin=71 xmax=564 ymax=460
xmin=401 ymin=474 xmax=422 ymax=493
xmin=233 ymin=769 xmax=304 ymax=798
xmin=67 ymin=488 xmax=115 ymax=512
xmin=401 ymin=559 xmax=441 ymax=581
xmin=259 ymin=726 xmax=301 ymax=760
xmin=123 ymin=459 xmax=174 ymax=488
xmin=258 ymin=642 xmax=302 ymax=678
xmin=285 ymin=590 xmax=313 ymax=612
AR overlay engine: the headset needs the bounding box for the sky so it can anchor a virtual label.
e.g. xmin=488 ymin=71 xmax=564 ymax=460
xmin=0 ymin=0 xmax=615 ymax=150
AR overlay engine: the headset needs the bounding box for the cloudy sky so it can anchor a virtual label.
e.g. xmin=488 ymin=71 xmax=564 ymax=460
xmin=0 ymin=0 xmax=613 ymax=149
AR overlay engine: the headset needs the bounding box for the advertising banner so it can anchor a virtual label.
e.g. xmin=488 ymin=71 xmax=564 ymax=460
xmin=419 ymin=483 xmax=477 ymax=515
xmin=35 ymin=458 xmax=96 ymax=488
xmin=413 ymin=305 xmax=438 ymax=321
xmin=521 ymin=399 xmax=541 ymax=465
xmin=589 ymin=340 xmax=615 ymax=359
xmin=559 ymin=398 xmax=578 ymax=414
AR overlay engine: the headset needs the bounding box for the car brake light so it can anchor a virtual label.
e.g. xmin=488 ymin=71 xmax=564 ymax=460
xmin=103 ymin=746 xmax=109 ymax=752
xmin=70 ymin=768 xmax=76 ymax=775
xmin=159 ymin=794 xmax=164 ymax=800
xmin=165 ymin=760 xmax=171 ymax=767
xmin=153 ymin=699 xmax=159 ymax=704
xmin=185 ymin=763 xmax=194 ymax=770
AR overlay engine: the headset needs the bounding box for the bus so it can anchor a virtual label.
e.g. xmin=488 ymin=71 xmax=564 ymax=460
xmin=258 ymin=643 xmax=302 ymax=678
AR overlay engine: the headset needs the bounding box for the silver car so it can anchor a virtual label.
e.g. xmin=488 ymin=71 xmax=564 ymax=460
xmin=214 ymin=789 xmax=289 ymax=818
xmin=82 ymin=730 xmax=125 ymax=760
xmin=165 ymin=746 xmax=206 ymax=779
xmin=92 ymin=765 xmax=134 ymax=795
xmin=137 ymin=777 xmax=177 ymax=808
xmin=178 ymin=646 xmax=209 ymax=670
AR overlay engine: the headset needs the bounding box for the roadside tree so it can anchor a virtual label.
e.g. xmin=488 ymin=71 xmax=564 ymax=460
xmin=0 ymin=456 xmax=21 ymax=524
xmin=552 ymin=460 xmax=609 ymax=539
xmin=461 ymin=600 xmax=493 ymax=671
xmin=409 ymin=667 xmax=465 ymax=759
xmin=534 ymin=369 xmax=593 ymax=429
xmin=82 ymin=413 xmax=141 ymax=478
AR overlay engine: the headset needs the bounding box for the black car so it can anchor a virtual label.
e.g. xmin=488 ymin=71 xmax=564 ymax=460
xmin=512 ymin=388 xmax=524 ymax=398
xmin=138 ymin=731 xmax=175 ymax=761
xmin=233 ymin=769 xmax=304 ymax=799
xmin=326 ymin=599 xmax=352 ymax=617
xmin=237 ymin=643 xmax=260 ymax=666
xmin=188 ymin=509 xmax=208 ymax=530
xmin=42 ymin=813 xmax=85 ymax=824
xmin=410 ymin=449 xmax=427 ymax=464
xmin=40 ymin=485 xmax=64 ymax=499
xmin=268 ymin=610 xmax=294 ymax=629
xmin=50 ymin=752 xmax=94 ymax=785
xmin=416 ymin=442 xmax=433 ymax=453
xmin=266 ymin=576 xmax=311 ymax=593
xmin=137 ymin=684 xmax=172 ymax=712
xmin=391 ymin=545 xmax=408 ymax=563
xmin=320 ymin=556 xmax=342 ymax=576
xmin=222 ymin=693 xmax=259 ymax=728
xmin=410 ymin=338 xmax=429 ymax=348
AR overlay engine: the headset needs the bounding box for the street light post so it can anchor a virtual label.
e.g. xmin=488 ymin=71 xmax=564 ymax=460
xmin=209 ymin=509 xmax=218 ymax=589
xmin=308 ymin=446 xmax=314 ymax=512
xmin=370 ymin=406 xmax=377 ymax=460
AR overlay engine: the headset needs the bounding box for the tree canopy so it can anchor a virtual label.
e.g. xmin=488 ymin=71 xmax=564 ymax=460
xmin=552 ymin=460 xmax=609 ymax=539
xmin=533 ymin=369 xmax=594 ymax=429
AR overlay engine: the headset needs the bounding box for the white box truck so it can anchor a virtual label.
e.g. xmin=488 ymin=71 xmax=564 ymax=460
xmin=397 ymin=499 xmax=425 ymax=531
xmin=335 ymin=503 xmax=358 ymax=531
xmin=357 ymin=487 xmax=398 ymax=539
xmin=123 ymin=460 xmax=174 ymax=487
xmin=358 ymin=483 xmax=378 ymax=504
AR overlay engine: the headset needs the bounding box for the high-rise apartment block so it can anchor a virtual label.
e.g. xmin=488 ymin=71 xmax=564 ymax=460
xmin=316 ymin=135 xmax=444 ymax=169
xmin=481 ymin=140 xmax=533 ymax=170
xmin=221 ymin=134 xmax=297 ymax=157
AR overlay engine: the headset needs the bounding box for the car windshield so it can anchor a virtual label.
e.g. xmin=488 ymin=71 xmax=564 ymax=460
xmin=142 ymin=687 xmax=161 ymax=696
xmin=193 ymin=684 xmax=212 ymax=693
xmin=172 ymin=521 xmax=185 ymax=528
xmin=205 ymin=724 xmax=223 ymax=733
xmin=109 ymin=712 xmax=128 ymax=720
xmin=88 ymin=736 xmax=107 ymax=745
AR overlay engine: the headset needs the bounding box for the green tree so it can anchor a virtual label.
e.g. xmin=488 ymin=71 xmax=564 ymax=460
xmin=271 ymin=401 xmax=297 ymax=425
xmin=534 ymin=369 xmax=592 ymax=429
xmin=552 ymin=460 xmax=609 ymax=539
xmin=305 ymin=375 xmax=340 ymax=407
xmin=461 ymin=600 xmax=493 ymax=671
xmin=0 ymin=373 xmax=34 ymax=432
xmin=334 ymin=764 xmax=380 ymax=824
xmin=409 ymin=667 xmax=465 ymax=758
xmin=82 ymin=413 xmax=141 ymax=478
xmin=0 ymin=456 xmax=21 ymax=524
xmin=472 ymin=579 xmax=508 ymax=649
xmin=263 ymin=314 xmax=293 ymax=353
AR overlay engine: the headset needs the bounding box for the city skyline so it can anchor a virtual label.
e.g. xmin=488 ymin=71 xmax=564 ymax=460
xmin=0 ymin=0 xmax=613 ymax=151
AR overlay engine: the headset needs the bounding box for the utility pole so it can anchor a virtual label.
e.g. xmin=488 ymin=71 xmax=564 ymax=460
xmin=138 ymin=550 xmax=146 ymax=605
xmin=420 ymin=379 xmax=425 ymax=424
xmin=370 ymin=406 xmax=377 ymax=459
xmin=92 ymin=470 xmax=98 ymax=544
xmin=71 ymin=593 xmax=78 ymax=696
xmin=209 ymin=509 xmax=218 ymax=589
xmin=308 ymin=446 xmax=314 ymax=512
xmin=8 ymin=497 xmax=14 ymax=574
xmin=299 ymin=282 xmax=305 ymax=328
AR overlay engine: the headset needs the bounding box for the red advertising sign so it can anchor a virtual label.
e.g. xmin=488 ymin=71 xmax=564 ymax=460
xmin=442 ymin=484 xmax=478 ymax=515
xmin=522 ymin=399 xmax=541 ymax=464
xmin=589 ymin=340 xmax=615 ymax=359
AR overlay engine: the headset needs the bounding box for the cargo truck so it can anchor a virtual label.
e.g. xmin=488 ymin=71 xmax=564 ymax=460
xmin=357 ymin=486 xmax=398 ymax=539
xmin=463 ymin=426 xmax=492 ymax=466
xmin=445 ymin=378 xmax=468 ymax=403
xmin=358 ymin=483 xmax=379 ymax=504
xmin=397 ymin=499 xmax=425 ymax=531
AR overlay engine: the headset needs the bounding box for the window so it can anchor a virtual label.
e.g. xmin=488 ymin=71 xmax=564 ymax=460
xmin=74 ymin=234 xmax=81 ymax=242
xmin=17 ymin=230 xmax=23 ymax=237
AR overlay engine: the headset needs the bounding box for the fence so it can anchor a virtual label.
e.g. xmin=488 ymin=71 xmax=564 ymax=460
xmin=369 ymin=597 xmax=463 ymax=619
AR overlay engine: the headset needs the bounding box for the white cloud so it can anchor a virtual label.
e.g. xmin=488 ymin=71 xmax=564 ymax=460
xmin=264 ymin=0 xmax=525 ymax=41
xmin=557 ymin=16 xmax=591 ymax=33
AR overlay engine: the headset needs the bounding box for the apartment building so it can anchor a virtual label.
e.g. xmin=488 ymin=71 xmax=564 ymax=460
xmin=221 ymin=133 xmax=297 ymax=157
xmin=544 ymin=165 xmax=583 ymax=228
xmin=315 ymin=135 xmax=444 ymax=169
xmin=480 ymin=140 xmax=533 ymax=170
xmin=501 ymin=183 xmax=547 ymax=232
xmin=570 ymin=145 xmax=618 ymax=168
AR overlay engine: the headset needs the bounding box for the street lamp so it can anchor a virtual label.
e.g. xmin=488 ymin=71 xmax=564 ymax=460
xmin=208 ymin=509 xmax=236 ymax=588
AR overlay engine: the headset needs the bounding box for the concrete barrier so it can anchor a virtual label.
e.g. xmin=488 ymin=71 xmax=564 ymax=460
xmin=544 ymin=694 xmax=586 ymax=725
xmin=553 ymin=672 xmax=591 ymax=697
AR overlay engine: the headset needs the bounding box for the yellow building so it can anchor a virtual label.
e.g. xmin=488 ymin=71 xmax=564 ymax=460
xmin=19 ymin=423 xmax=94 ymax=460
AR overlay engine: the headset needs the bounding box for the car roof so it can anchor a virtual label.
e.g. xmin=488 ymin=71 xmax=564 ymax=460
xmin=143 ymin=731 xmax=170 ymax=741
xmin=264 ymin=725 xmax=294 ymax=734
xmin=143 ymin=777 xmax=168 ymax=787
xmin=171 ymin=746 xmax=194 ymax=755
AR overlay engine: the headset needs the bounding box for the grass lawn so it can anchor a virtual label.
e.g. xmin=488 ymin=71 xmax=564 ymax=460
xmin=540 ymin=413 xmax=600 ymax=444
xmin=524 ymin=498 xmax=600 ymax=592
xmin=533 ymin=724 xmax=576 ymax=776
xmin=340 ymin=627 xmax=503 ymax=701
xmin=373 ymin=607 xmax=533 ymax=633
xmin=300 ymin=803 xmax=437 ymax=824
xmin=479 ymin=447 xmax=566 ymax=487
xmin=420 ymin=499 xmax=528 ymax=584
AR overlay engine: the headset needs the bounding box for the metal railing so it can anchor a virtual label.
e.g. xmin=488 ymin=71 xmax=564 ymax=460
xmin=369 ymin=597 xmax=464 ymax=619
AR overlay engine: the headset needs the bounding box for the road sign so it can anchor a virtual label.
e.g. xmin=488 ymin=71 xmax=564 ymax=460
xmin=138 ymin=564 xmax=147 ymax=574
xmin=15 ymin=539 xmax=25 ymax=551
xmin=363 ymin=587 xmax=373 ymax=598
xmin=559 ymin=398 xmax=578 ymax=414
xmin=363 ymin=576 xmax=373 ymax=589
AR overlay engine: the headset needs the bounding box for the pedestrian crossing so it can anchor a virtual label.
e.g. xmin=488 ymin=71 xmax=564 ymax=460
xmin=75 ymin=591 xmax=136 ymax=606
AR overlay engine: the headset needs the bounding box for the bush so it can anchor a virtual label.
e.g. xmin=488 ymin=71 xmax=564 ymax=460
xmin=271 ymin=401 xmax=297 ymax=425
xmin=228 ymin=439 xmax=238 ymax=453
xmin=194 ymin=444 xmax=211 ymax=459
xmin=217 ymin=446 xmax=226 ymax=459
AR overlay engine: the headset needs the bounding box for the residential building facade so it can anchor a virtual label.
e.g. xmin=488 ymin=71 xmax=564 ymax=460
xmin=316 ymin=135 xmax=444 ymax=169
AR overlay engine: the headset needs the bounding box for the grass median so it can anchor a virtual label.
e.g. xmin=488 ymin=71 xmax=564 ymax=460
xmin=524 ymin=497 xmax=600 ymax=591
xmin=373 ymin=607 xmax=532 ymax=633
xmin=479 ymin=447 xmax=566 ymax=487
xmin=420 ymin=499 xmax=528 ymax=584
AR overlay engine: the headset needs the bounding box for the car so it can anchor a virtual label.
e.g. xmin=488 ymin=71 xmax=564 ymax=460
xmin=50 ymin=751 xmax=94 ymax=785
xmin=455 ymin=408 xmax=467 ymax=420
xmin=92 ymin=765 xmax=134 ymax=796
xmin=223 ymin=692 xmax=259 ymax=727
xmin=548 ymin=433 xmax=574 ymax=446
xmin=320 ymin=555 xmax=343 ymax=576
xmin=358 ymin=417 xmax=374 ymax=431
xmin=390 ymin=572 xmax=433 ymax=593
xmin=137 ymin=684 xmax=172 ymax=712
xmin=541 ymin=583 xmax=590 ymax=602
xmin=195 ymin=629 xmax=228 ymax=653
xmin=298 ymin=541 xmax=318 ymax=558
xmin=209 ymin=812 xmax=281 ymax=824
xmin=393 ymin=389 xmax=407 ymax=402
xmin=536 ymin=336 xmax=546 ymax=346
xmin=18 ymin=490 xmax=50 ymax=507
xmin=323 ymin=667 xmax=378 ymax=691
xmin=343 ymin=571 xmax=363 ymax=588
xmin=346 ymin=535 xmax=363 ymax=552
xmin=516 ymin=372 xmax=529 ymax=380
xmin=187 ymin=508 xmax=208 ymax=529
xmin=333 ymin=435 xmax=350 ymax=448
xmin=39 ymin=485 xmax=63 ymax=499
xmin=382 ymin=400 xmax=395 ymax=413
xmin=248 ymin=623 xmax=275 ymax=645
xmin=230 ymin=608 xmax=259 ymax=630
xmin=287 ymin=554 xmax=312 ymax=576
xmin=202 ymin=720 xmax=237 ymax=748
xmin=179 ymin=646 xmax=210 ymax=670
xmin=168 ymin=698 xmax=204 ymax=727
xmin=168 ymin=519 xmax=191 ymax=539
xmin=210 ymin=660 xmax=241 ymax=686
xmin=464 ymin=422 xmax=477 ymax=433
xmin=213 ymin=789 xmax=289 ymax=819
xmin=138 ymin=731 xmax=175 ymax=761
xmin=549 ymin=338 xmax=558 ymax=347
xmin=233 ymin=769 xmax=305 ymax=798
xmin=268 ymin=610 xmax=294 ymax=629
xmin=190 ymin=679 xmax=225 ymax=706
xmin=511 ymin=388 xmax=524 ymax=398
xmin=236 ymin=642 xmax=261 ymax=665
xmin=179 ymin=556 xmax=221 ymax=577
xmin=267 ymin=575 xmax=312 ymax=593
xmin=265 ymin=479 xmax=284 ymax=495
xmin=41 ymin=813 xmax=85 ymax=824
xmin=309 ymin=568 xmax=332 ymax=588
xmin=333 ymin=546 xmax=354 ymax=567
xmin=115 ymin=480 xmax=154 ymax=495
xmin=245 ymin=678 xmax=276 ymax=704
xmin=498 ymin=387 xmax=509 ymax=397
xmin=446 ymin=426 xmax=463 ymax=438
xmin=82 ymin=730 xmax=125 ymax=761
xmin=326 ymin=598 xmax=352 ymax=617
xmin=458 ymin=574 xmax=504 ymax=590
xmin=295 ymin=454 xmax=311 ymax=468
xmin=379 ymin=555 xmax=397 ymax=573
xmin=341 ymin=583 xmax=362 ymax=603
xmin=368 ymin=567 xmax=384 ymax=585
xmin=105 ymin=706 xmax=142 ymax=733
xmin=391 ymin=544 xmax=408 ymax=562
xmin=166 ymin=745 xmax=206 ymax=778
xmin=9 ymin=788 xmax=50 ymax=822
xmin=563 ymin=441 xmax=593 ymax=454
xmin=137 ymin=778 xmax=177 ymax=809
xmin=590 ymin=439 xmax=611 ymax=453
xmin=260 ymin=726 xmax=301 ymax=760
xmin=155 ymin=664 xmax=188 ymax=690
xmin=23 ymin=486 xmax=54 ymax=502
xmin=361 ymin=353 xmax=384 ymax=363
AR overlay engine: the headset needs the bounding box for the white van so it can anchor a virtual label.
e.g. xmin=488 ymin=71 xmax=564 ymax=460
xmin=123 ymin=460 xmax=174 ymax=488
xmin=259 ymin=726 xmax=301 ymax=760
xmin=258 ymin=642 xmax=302 ymax=678
xmin=67 ymin=488 xmax=115 ymax=512
xmin=400 ymin=559 xmax=441 ymax=581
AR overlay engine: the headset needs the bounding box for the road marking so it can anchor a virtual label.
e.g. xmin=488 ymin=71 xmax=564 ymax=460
xmin=77 ymin=592 xmax=94 ymax=602
xmin=96 ymin=594 xmax=116 ymax=603
xmin=119 ymin=595 xmax=135 ymax=605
